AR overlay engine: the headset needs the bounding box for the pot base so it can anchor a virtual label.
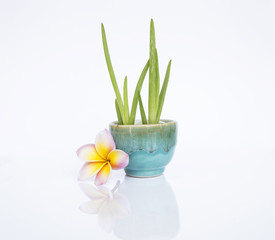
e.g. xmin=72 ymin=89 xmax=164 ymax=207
xmin=124 ymin=168 xmax=165 ymax=178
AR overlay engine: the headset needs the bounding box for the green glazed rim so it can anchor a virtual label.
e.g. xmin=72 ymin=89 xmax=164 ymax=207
xmin=109 ymin=119 xmax=177 ymax=154
xmin=109 ymin=119 xmax=177 ymax=128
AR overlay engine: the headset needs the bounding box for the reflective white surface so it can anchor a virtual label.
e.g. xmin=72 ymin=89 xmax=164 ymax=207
xmin=0 ymin=148 xmax=274 ymax=239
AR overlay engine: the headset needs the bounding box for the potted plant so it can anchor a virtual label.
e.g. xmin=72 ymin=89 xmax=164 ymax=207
xmin=102 ymin=19 xmax=177 ymax=177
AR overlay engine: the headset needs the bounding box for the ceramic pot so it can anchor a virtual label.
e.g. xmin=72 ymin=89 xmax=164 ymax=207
xmin=109 ymin=120 xmax=177 ymax=177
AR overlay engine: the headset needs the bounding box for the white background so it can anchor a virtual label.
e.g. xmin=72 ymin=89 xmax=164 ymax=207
xmin=0 ymin=0 xmax=274 ymax=239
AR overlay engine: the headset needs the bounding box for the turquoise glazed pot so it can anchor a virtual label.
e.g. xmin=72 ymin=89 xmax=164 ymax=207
xmin=109 ymin=120 xmax=177 ymax=177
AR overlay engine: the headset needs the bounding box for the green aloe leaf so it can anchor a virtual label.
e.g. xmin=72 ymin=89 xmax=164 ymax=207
xmin=155 ymin=47 xmax=160 ymax=113
xmin=148 ymin=19 xmax=157 ymax=124
xmin=138 ymin=91 xmax=147 ymax=124
xmin=155 ymin=60 xmax=172 ymax=123
xmin=115 ymin=99 xmax=123 ymax=125
xmin=101 ymin=23 xmax=125 ymax=124
xmin=129 ymin=60 xmax=149 ymax=124
xmin=123 ymin=76 xmax=130 ymax=124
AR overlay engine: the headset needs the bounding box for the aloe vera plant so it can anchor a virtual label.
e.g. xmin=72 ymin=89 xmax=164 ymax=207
xmin=101 ymin=19 xmax=171 ymax=125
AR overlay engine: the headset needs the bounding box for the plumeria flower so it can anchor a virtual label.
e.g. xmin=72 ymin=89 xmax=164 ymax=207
xmin=79 ymin=181 xmax=131 ymax=233
xmin=77 ymin=129 xmax=129 ymax=186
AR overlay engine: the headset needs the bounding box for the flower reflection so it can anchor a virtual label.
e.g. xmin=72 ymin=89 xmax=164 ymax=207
xmin=79 ymin=181 xmax=130 ymax=233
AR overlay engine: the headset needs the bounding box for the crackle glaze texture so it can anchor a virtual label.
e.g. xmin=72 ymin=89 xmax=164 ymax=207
xmin=109 ymin=120 xmax=177 ymax=177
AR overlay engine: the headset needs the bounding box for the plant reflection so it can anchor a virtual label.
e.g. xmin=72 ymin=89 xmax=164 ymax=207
xmin=78 ymin=181 xmax=131 ymax=233
xmin=79 ymin=175 xmax=180 ymax=239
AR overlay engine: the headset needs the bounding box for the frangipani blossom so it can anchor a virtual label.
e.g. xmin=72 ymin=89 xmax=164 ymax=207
xmin=79 ymin=181 xmax=131 ymax=233
xmin=77 ymin=129 xmax=129 ymax=186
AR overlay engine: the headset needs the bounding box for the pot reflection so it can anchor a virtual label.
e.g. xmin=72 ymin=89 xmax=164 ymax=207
xmin=114 ymin=175 xmax=180 ymax=240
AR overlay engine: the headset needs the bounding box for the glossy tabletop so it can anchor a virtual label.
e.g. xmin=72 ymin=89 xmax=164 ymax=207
xmin=0 ymin=147 xmax=274 ymax=240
